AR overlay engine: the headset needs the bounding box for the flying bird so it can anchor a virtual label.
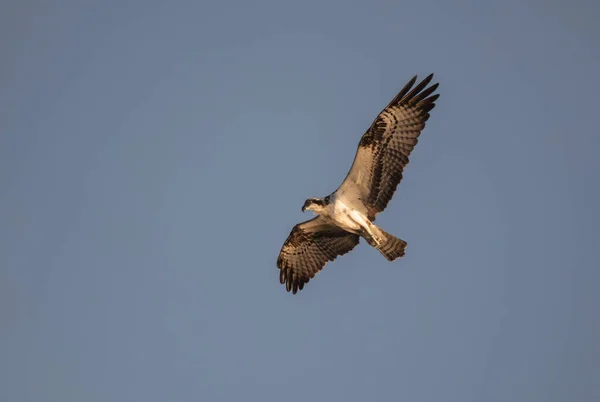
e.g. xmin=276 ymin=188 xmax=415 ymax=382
xmin=277 ymin=73 xmax=440 ymax=294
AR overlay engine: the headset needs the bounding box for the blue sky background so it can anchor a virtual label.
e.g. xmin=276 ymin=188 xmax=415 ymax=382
xmin=2 ymin=1 xmax=599 ymax=401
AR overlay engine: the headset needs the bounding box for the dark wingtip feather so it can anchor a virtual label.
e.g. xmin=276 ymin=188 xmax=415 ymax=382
xmin=426 ymin=93 xmax=440 ymax=104
xmin=421 ymin=94 xmax=440 ymax=111
xmin=386 ymin=73 xmax=439 ymax=110
xmin=412 ymin=82 xmax=439 ymax=104
xmin=386 ymin=75 xmax=418 ymax=108
xmin=403 ymin=75 xmax=418 ymax=94
xmin=422 ymin=103 xmax=436 ymax=114
xmin=403 ymin=74 xmax=435 ymax=102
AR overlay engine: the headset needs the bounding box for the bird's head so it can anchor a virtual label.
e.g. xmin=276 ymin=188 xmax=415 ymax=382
xmin=302 ymin=197 xmax=327 ymax=214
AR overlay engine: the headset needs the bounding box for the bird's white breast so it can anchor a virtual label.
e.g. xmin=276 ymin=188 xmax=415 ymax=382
xmin=329 ymin=198 xmax=370 ymax=235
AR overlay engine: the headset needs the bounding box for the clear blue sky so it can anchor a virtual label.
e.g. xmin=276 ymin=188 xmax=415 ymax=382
xmin=2 ymin=1 xmax=599 ymax=401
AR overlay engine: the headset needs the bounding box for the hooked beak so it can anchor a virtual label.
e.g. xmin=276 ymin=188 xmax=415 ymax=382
xmin=301 ymin=205 xmax=306 ymax=212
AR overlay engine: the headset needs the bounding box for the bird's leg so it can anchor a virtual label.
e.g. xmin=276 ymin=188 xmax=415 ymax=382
xmin=361 ymin=220 xmax=384 ymax=247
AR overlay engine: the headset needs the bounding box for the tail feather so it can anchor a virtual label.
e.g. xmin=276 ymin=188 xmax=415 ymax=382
xmin=365 ymin=227 xmax=407 ymax=261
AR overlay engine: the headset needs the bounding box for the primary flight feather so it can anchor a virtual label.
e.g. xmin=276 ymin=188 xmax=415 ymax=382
xmin=277 ymin=73 xmax=440 ymax=294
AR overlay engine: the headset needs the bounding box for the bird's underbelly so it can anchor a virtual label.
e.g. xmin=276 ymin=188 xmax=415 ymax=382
xmin=329 ymin=201 xmax=371 ymax=235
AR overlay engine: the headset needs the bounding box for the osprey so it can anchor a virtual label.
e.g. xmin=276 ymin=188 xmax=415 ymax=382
xmin=277 ymin=74 xmax=440 ymax=294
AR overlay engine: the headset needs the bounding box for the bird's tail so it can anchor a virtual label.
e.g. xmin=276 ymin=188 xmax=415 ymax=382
xmin=365 ymin=226 xmax=407 ymax=261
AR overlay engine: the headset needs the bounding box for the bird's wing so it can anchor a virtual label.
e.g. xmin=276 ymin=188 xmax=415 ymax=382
xmin=277 ymin=216 xmax=360 ymax=294
xmin=336 ymin=74 xmax=440 ymax=219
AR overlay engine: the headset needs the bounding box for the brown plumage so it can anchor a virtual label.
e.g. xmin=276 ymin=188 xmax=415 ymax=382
xmin=339 ymin=73 xmax=439 ymax=219
xmin=277 ymin=217 xmax=360 ymax=294
xmin=277 ymin=74 xmax=440 ymax=294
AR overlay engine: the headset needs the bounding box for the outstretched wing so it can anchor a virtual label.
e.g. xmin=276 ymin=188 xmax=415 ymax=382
xmin=336 ymin=74 xmax=440 ymax=219
xmin=277 ymin=216 xmax=360 ymax=294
